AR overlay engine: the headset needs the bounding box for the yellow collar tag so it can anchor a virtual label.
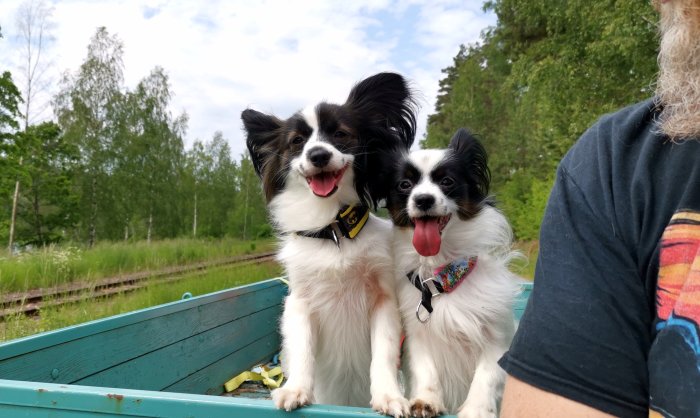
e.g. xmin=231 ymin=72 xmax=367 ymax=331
xmin=338 ymin=205 xmax=370 ymax=239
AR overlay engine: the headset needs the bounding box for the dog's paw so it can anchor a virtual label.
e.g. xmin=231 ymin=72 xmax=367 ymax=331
xmin=271 ymin=385 xmax=313 ymax=411
xmin=409 ymin=397 xmax=445 ymax=418
xmin=457 ymin=400 xmax=497 ymax=418
xmin=371 ymin=392 xmax=410 ymax=417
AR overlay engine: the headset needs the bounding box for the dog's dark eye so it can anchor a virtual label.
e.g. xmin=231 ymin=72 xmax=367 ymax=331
xmin=439 ymin=177 xmax=455 ymax=188
xmin=291 ymin=135 xmax=305 ymax=145
xmin=333 ymin=130 xmax=348 ymax=139
xmin=397 ymin=180 xmax=413 ymax=192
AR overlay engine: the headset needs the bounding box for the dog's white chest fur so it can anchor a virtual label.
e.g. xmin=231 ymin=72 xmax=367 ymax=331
xmin=277 ymin=215 xmax=398 ymax=406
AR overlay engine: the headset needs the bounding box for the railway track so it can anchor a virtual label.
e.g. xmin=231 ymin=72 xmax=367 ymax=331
xmin=0 ymin=252 xmax=277 ymax=319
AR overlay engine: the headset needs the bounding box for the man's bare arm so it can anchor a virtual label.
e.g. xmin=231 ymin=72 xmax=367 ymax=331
xmin=500 ymin=375 xmax=615 ymax=418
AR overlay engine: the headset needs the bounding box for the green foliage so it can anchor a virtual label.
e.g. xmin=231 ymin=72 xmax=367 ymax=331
xmin=111 ymin=67 xmax=186 ymax=240
xmin=425 ymin=0 xmax=658 ymax=238
xmin=0 ymin=26 xmax=23 ymax=193
xmin=13 ymin=122 xmax=79 ymax=246
xmin=499 ymin=173 xmax=553 ymax=241
xmin=0 ymin=71 xmax=21 ymax=135
xmin=254 ymin=223 xmax=274 ymax=239
xmin=192 ymin=132 xmax=238 ymax=238
xmin=0 ymin=37 xmax=23 ymax=245
xmin=227 ymin=152 xmax=269 ymax=240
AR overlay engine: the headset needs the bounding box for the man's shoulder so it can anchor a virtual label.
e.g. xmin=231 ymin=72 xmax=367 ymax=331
xmin=597 ymin=98 xmax=658 ymax=129
xmin=561 ymin=98 xmax=659 ymax=172
xmin=579 ymin=98 xmax=657 ymax=148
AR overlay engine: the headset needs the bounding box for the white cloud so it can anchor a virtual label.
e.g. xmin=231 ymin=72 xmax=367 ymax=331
xmin=0 ymin=0 xmax=495 ymax=157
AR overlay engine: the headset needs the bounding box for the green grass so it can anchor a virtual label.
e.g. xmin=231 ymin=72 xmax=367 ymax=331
xmin=0 ymin=260 xmax=282 ymax=342
xmin=0 ymin=238 xmax=276 ymax=293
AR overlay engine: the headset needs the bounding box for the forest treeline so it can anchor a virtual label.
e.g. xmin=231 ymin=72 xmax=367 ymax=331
xmin=1 ymin=26 xmax=268 ymax=249
xmin=1 ymin=0 xmax=661 ymax=250
xmin=423 ymin=0 xmax=659 ymax=239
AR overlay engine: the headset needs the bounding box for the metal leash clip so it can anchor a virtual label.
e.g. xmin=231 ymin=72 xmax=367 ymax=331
xmin=415 ymin=277 xmax=441 ymax=323
xmin=329 ymin=222 xmax=343 ymax=248
xmin=416 ymin=300 xmax=431 ymax=323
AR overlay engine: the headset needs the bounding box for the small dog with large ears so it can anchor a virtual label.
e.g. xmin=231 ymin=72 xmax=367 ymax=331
xmin=386 ymin=128 xmax=521 ymax=418
xmin=242 ymin=72 xmax=418 ymax=416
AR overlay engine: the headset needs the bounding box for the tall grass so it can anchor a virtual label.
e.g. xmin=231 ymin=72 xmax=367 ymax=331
xmin=0 ymin=238 xmax=275 ymax=293
xmin=0 ymin=261 xmax=282 ymax=341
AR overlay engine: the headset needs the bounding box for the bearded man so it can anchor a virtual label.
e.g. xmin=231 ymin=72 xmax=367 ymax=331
xmin=498 ymin=1 xmax=700 ymax=417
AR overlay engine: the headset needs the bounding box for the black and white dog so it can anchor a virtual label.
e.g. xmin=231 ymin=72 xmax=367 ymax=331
xmin=386 ymin=129 xmax=520 ymax=418
xmin=241 ymin=73 xmax=417 ymax=416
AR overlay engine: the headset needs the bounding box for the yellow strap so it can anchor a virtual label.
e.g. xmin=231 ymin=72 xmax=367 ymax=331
xmin=224 ymin=371 xmax=256 ymax=392
xmin=224 ymin=366 xmax=284 ymax=392
xmin=346 ymin=208 xmax=369 ymax=238
xmin=260 ymin=366 xmax=283 ymax=388
xmin=339 ymin=205 xmax=355 ymax=217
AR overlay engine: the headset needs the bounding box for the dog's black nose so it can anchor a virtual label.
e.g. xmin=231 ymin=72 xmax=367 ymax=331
xmin=308 ymin=147 xmax=332 ymax=168
xmin=414 ymin=194 xmax=435 ymax=211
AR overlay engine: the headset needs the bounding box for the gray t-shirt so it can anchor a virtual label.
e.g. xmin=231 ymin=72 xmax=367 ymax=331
xmin=499 ymin=98 xmax=700 ymax=417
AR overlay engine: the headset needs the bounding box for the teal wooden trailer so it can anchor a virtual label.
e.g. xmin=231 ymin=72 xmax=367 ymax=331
xmin=0 ymin=278 xmax=533 ymax=418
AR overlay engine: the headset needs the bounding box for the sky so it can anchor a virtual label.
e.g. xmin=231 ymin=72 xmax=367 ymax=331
xmin=0 ymin=0 xmax=497 ymax=158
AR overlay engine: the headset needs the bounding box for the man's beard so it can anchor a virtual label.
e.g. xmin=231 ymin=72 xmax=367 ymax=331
xmin=656 ymin=0 xmax=700 ymax=140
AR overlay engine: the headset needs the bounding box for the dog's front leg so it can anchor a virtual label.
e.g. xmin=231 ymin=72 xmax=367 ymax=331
xmin=272 ymin=292 xmax=316 ymax=411
xmin=369 ymin=280 xmax=409 ymax=418
xmin=405 ymin=323 xmax=445 ymax=418
xmin=457 ymin=323 xmax=513 ymax=418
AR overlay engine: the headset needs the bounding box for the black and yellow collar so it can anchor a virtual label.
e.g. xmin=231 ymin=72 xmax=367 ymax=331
xmin=295 ymin=205 xmax=370 ymax=247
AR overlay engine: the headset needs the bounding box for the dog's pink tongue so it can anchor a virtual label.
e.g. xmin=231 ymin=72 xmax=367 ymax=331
xmin=413 ymin=218 xmax=441 ymax=256
xmin=309 ymin=173 xmax=337 ymax=197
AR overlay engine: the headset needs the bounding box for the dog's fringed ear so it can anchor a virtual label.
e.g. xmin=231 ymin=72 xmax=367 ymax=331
xmin=241 ymin=109 xmax=281 ymax=178
xmin=347 ymin=73 xmax=418 ymax=209
xmin=241 ymin=109 xmax=284 ymax=202
xmin=449 ymin=128 xmax=491 ymax=202
xmin=345 ymin=72 xmax=418 ymax=150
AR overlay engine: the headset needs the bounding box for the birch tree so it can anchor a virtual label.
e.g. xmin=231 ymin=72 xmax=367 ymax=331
xmin=185 ymin=140 xmax=208 ymax=238
xmin=54 ymin=26 xmax=124 ymax=247
xmin=114 ymin=67 xmax=186 ymax=242
xmin=15 ymin=0 xmax=54 ymax=129
xmin=8 ymin=0 xmax=56 ymax=252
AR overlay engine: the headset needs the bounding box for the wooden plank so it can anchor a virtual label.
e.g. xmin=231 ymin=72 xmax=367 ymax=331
xmin=75 ymin=305 xmax=281 ymax=391
xmin=0 ymin=280 xmax=287 ymax=385
xmin=164 ymin=331 xmax=281 ymax=395
xmin=0 ymin=379 xmax=454 ymax=418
